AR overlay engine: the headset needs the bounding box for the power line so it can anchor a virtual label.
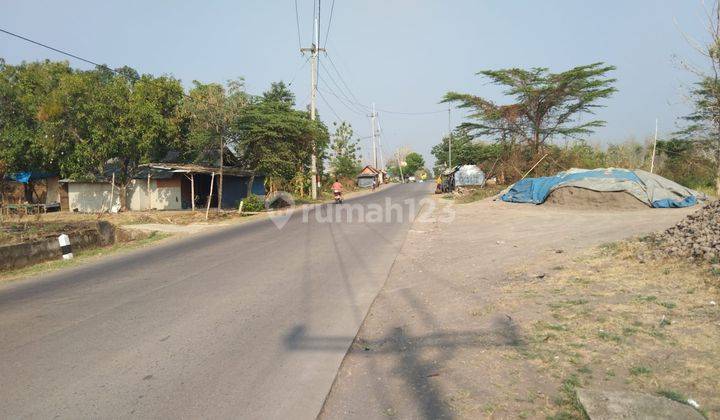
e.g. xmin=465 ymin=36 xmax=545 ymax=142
xmin=324 ymin=53 xmax=363 ymax=105
xmin=288 ymin=55 xmax=311 ymax=87
xmin=318 ymin=63 xmax=367 ymax=114
xmin=294 ymin=0 xmax=303 ymax=50
xmin=0 ymin=27 xmax=105 ymax=69
xmin=311 ymin=0 xmax=317 ymax=41
xmin=319 ymin=59 xmax=367 ymax=113
xmin=317 ymin=89 xmax=342 ymax=121
xmin=323 ymin=0 xmax=336 ymax=47
xmin=316 ymin=85 xmax=366 ymax=116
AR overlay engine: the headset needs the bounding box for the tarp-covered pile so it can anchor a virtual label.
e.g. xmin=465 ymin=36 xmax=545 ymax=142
xmin=454 ymin=165 xmax=485 ymax=187
xmin=501 ymin=168 xmax=706 ymax=208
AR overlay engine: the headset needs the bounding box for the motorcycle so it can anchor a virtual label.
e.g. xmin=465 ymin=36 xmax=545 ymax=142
xmin=333 ymin=189 xmax=343 ymax=204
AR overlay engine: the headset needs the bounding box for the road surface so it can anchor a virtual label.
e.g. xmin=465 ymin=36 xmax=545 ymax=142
xmin=0 ymin=183 xmax=432 ymax=419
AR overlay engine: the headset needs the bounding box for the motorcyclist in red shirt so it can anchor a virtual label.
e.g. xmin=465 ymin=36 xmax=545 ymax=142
xmin=332 ymin=179 xmax=343 ymax=203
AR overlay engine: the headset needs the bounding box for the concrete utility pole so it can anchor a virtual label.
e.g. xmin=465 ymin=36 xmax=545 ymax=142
xmin=448 ymin=105 xmax=453 ymax=169
xmin=396 ymin=151 xmax=405 ymax=183
xmin=370 ymin=103 xmax=378 ymax=168
xmin=650 ymin=118 xmax=659 ymax=174
xmin=301 ymin=9 xmax=325 ymax=200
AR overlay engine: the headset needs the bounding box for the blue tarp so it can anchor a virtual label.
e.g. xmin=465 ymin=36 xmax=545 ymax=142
xmin=501 ymin=168 xmax=703 ymax=208
xmin=5 ymin=172 xmax=55 ymax=184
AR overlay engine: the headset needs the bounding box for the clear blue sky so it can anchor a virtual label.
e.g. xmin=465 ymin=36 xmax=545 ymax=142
xmin=0 ymin=0 xmax=710 ymax=167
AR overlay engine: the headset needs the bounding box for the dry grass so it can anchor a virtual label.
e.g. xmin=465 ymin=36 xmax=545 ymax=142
xmin=0 ymin=231 xmax=170 ymax=283
xmin=448 ymin=184 xmax=505 ymax=204
xmin=0 ymin=210 xmax=251 ymax=246
xmin=498 ymin=242 xmax=719 ymax=418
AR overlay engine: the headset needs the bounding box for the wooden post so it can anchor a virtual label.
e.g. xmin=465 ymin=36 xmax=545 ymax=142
xmin=205 ymin=172 xmax=215 ymax=220
xmin=147 ymin=172 xmax=152 ymax=211
xmin=190 ymin=173 xmax=195 ymax=212
xmin=521 ymin=153 xmax=549 ymax=181
xmin=108 ymin=172 xmax=116 ymax=212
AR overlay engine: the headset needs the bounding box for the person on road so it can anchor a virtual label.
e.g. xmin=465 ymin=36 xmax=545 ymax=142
xmin=372 ymin=178 xmax=377 ymax=191
xmin=435 ymin=175 xmax=443 ymax=194
xmin=332 ymin=179 xmax=343 ymax=194
xmin=332 ymin=178 xmax=344 ymax=203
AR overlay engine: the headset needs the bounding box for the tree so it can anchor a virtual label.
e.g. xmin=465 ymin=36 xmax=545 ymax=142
xmin=329 ymin=121 xmax=361 ymax=179
xmin=431 ymin=131 xmax=502 ymax=173
xmin=443 ymin=63 xmax=617 ymax=153
xmin=404 ymin=152 xmax=425 ymax=175
xmin=184 ymin=78 xmax=248 ymax=210
xmin=40 ymin=67 xmax=185 ymax=209
xmin=0 ymin=59 xmax=72 ymax=178
xmin=233 ymin=82 xmax=328 ymax=196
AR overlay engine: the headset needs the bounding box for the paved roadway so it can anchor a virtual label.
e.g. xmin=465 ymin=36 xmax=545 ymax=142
xmin=0 ymin=183 xmax=432 ymax=419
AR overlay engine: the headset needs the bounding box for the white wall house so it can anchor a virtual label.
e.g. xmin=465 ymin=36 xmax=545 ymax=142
xmin=63 ymin=177 xmax=182 ymax=212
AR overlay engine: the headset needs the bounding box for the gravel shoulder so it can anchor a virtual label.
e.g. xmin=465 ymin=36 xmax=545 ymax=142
xmin=319 ymin=197 xmax=704 ymax=419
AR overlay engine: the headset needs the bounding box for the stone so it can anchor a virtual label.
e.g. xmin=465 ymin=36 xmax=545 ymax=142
xmin=576 ymin=389 xmax=704 ymax=420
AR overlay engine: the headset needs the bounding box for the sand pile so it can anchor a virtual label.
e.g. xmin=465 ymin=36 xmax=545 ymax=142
xmin=544 ymin=187 xmax=648 ymax=210
xmin=654 ymin=200 xmax=720 ymax=262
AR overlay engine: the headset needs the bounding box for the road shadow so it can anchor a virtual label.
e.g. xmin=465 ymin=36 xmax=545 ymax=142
xmin=284 ymin=309 xmax=524 ymax=419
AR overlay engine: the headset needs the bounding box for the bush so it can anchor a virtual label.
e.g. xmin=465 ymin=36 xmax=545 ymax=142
xmin=241 ymin=194 xmax=265 ymax=212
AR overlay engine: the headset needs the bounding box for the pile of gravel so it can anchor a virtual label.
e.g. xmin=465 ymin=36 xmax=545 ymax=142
xmin=654 ymin=200 xmax=720 ymax=262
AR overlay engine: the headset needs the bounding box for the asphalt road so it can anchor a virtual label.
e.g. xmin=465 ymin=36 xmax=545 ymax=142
xmin=0 ymin=183 xmax=432 ymax=419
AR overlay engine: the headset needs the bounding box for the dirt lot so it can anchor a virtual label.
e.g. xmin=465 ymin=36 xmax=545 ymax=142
xmin=320 ymin=196 xmax=717 ymax=419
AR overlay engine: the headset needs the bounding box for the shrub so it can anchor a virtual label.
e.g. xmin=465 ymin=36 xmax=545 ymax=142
xmin=242 ymin=194 xmax=265 ymax=212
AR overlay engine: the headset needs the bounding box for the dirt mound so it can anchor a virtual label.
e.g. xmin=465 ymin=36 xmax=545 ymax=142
xmin=544 ymin=187 xmax=648 ymax=210
xmin=654 ymin=200 xmax=720 ymax=262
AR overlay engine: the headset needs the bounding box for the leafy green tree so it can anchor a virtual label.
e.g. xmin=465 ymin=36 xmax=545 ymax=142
xmin=431 ymin=131 xmax=502 ymax=173
xmin=0 ymin=59 xmax=72 ymax=177
xmin=233 ymin=82 xmax=328 ymax=196
xmin=329 ymin=121 xmax=361 ymax=180
xmin=41 ymin=67 xmax=184 ymax=209
xmin=404 ymin=152 xmax=425 ymax=175
xmin=443 ymin=63 xmax=617 ymax=153
xmin=262 ymin=81 xmax=295 ymax=106
xmin=184 ymin=78 xmax=248 ymax=209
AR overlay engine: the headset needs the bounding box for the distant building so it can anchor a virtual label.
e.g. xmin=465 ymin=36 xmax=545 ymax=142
xmin=58 ymin=164 xmax=265 ymax=212
xmin=357 ymin=165 xmax=383 ymax=188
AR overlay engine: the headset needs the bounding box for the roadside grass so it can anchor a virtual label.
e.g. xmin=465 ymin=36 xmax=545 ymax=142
xmin=0 ymin=232 xmax=170 ymax=283
xmin=692 ymin=184 xmax=717 ymax=199
xmin=453 ymin=185 xmax=505 ymax=204
xmin=499 ymin=240 xmax=720 ymax=418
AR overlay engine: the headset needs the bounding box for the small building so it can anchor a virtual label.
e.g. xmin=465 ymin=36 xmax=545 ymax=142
xmin=59 ymin=164 xmax=265 ymax=212
xmin=357 ymin=166 xmax=382 ymax=188
xmin=1 ymin=172 xmax=61 ymax=211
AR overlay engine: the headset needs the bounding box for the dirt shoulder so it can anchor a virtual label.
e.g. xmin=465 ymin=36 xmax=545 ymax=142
xmin=320 ymin=196 xmax=714 ymax=419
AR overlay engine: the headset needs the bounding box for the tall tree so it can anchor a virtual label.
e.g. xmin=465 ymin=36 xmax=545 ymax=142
xmin=404 ymin=152 xmax=426 ymax=175
xmin=676 ymin=1 xmax=720 ymax=195
xmin=443 ymin=63 xmax=617 ymax=153
xmin=184 ymin=78 xmax=248 ymax=209
xmin=431 ymin=131 xmax=502 ymax=172
xmin=233 ymin=82 xmax=328 ymax=196
xmin=0 ymin=59 xmax=72 ymax=176
xmin=329 ymin=121 xmax=361 ymax=179
xmin=41 ymin=67 xmax=184 ymax=209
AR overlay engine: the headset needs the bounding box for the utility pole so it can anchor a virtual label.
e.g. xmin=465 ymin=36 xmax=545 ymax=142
xmin=396 ymin=151 xmax=405 ymax=183
xmin=448 ymin=105 xmax=453 ymax=169
xmin=218 ymin=122 xmax=224 ymax=212
xmin=300 ymin=5 xmax=325 ymax=200
xmin=650 ymin=118 xmax=658 ymax=174
xmin=370 ymin=102 xmax=377 ymax=168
